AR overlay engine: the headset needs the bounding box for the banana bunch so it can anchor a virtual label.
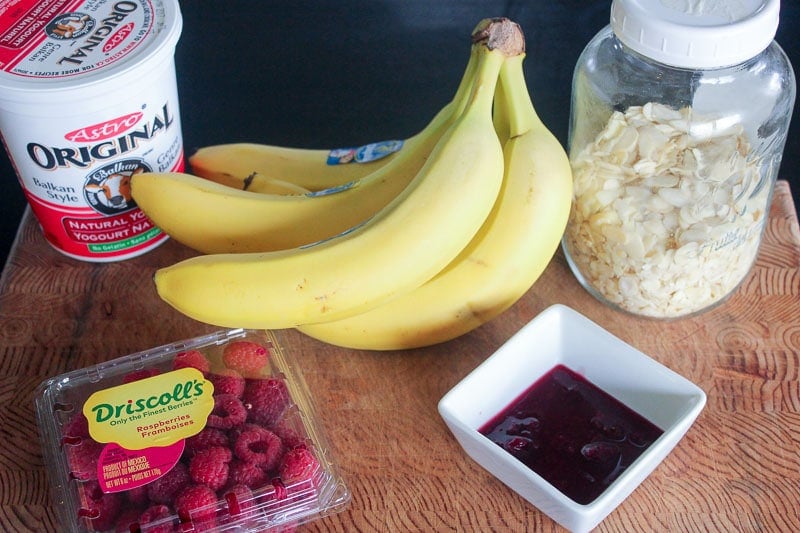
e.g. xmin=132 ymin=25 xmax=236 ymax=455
xmin=134 ymin=18 xmax=573 ymax=350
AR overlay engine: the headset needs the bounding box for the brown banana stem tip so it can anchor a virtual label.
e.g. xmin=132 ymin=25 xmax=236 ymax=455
xmin=471 ymin=17 xmax=525 ymax=57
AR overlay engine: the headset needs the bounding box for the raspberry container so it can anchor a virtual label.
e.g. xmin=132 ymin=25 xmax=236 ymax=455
xmin=34 ymin=329 xmax=350 ymax=532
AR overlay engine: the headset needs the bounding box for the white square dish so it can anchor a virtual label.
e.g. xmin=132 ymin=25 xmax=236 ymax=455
xmin=438 ymin=304 xmax=706 ymax=532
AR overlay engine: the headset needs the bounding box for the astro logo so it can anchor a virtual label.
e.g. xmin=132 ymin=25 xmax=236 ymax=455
xmin=65 ymin=112 xmax=143 ymax=143
xmin=45 ymin=12 xmax=95 ymax=40
xmin=84 ymin=161 xmax=148 ymax=215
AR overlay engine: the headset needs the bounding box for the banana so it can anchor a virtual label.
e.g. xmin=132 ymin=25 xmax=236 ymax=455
xmin=188 ymin=59 xmax=481 ymax=194
xmin=189 ymin=142 xmax=398 ymax=194
xmin=297 ymin=51 xmax=573 ymax=350
xmin=153 ymin=19 xmax=520 ymax=330
xmin=131 ymin=51 xmax=479 ymax=254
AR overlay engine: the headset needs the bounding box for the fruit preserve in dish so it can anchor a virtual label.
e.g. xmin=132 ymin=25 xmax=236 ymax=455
xmin=479 ymin=364 xmax=663 ymax=504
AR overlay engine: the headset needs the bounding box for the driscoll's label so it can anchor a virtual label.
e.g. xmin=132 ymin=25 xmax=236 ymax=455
xmin=84 ymin=368 xmax=213 ymax=449
xmin=83 ymin=367 xmax=214 ymax=493
xmin=0 ymin=0 xmax=183 ymax=262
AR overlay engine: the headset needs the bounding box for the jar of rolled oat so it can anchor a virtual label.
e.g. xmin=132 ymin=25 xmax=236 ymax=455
xmin=563 ymin=0 xmax=796 ymax=319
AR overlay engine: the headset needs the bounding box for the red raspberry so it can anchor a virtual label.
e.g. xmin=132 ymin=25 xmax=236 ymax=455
xmin=65 ymin=438 xmax=103 ymax=481
xmin=173 ymin=349 xmax=211 ymax=373
xmin=174 ymin=484 xmax=218 ymax=528
xmin=185 ymin=427 xmax=229 ymax=457
xmin=271 ymin=477 xmax=288 ymax=501
xmin=114 ymin=507 xmax=145 ymax=533
xmin=79 ymin=480 xmax=122 ymax=532
xmin=227 ymin=459 xmax=269 ymax=489
xmin=222 ymin=340 xmax=270 ymax=376
xmin=189 ymin=446 xmax=232 ymax=491
xmin=278 ymin=446 xmax=320 ymax=486
xmin=222 ymin=484 xmax=256 ymax=517
xmin=125 ymin=484 xmax=149 ymax=506
xmin=207 ymin=394 xmax=248 ymax=430
xmin=271 ymin=420 xmax=306 ymax=450
xmin=62 ymin=412 xmax=90 ymax=440
xmin=226 ymin=422 xmax=261 ymax=439
xmin=208 ymin=368 xmax=246 ymax=398
xmin=137 ymin=504 xmax=174 ymax=533
xmin=146 ymin=461 xmax=190 ymax=504
xmin=121 ymin=368 xmax=160 ymax=384
xmin=243 ymin=378 xmax=290 ymax=427
xmin=224 ymin=484 xmax=264 ymax=531
xmin=233 ymin=426 xmax=283 ymax=471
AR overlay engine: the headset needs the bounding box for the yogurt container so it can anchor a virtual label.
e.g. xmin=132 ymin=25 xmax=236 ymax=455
xmin=0 ymin=0 xmax=184 ymax=262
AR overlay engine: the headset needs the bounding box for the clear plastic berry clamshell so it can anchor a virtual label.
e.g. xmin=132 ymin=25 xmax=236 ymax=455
xmin=34 ymin=329 xmax=350 ymax=533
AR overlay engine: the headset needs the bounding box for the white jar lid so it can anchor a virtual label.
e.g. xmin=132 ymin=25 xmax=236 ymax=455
xmin=610 ymin=0 xmax=780 ymax=69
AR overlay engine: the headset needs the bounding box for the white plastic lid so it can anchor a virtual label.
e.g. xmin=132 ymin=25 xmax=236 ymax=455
xmin=610 ymin=0 xmax=780 ymax=69
xmin=0 ymin=0 xmax=182 ymax=101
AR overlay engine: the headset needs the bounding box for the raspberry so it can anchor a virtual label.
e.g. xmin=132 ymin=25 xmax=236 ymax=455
xmin=278 ymin=446 xmax=320 ymax=486
xmin=125 ymin=484 xmax=150 ymax=506
xmin=207 ymin=394 xmax=248 ymax=430
xmin=114 ymin=507 xmax=144 ymax=533
xmin=65 ymin=438 xmax=103 ymax=481
xmin=271 ymin=477 xmax=288 ymax=501
xmin=62 ymin=412 xmax=90 ymax=440
xmin=222 ymin=340 xmax=270 ymax=376
xmin=79 ymin=480 xmax=122 ymax=532
xmin=121 ymin=368 xmax=160 ymax=384
xmin=271 ymin=420 xmax=306 ymax=450
xmin=185 ymin=427 xmax=229 ymax=457
xmin=222 ymin=484 xmax=255 ymax=517
xmin=233 ymin=426 xmax=283 ymax=471
xmin=225 ymin=423 xmax=263 ymax=448
xmin=174 ymin=484 xmax=218 ymax=528
xmin=227 ymin=459 xmax=269 ymax=489
xmin=243 ymin=378 xmax=290 ymax=427
xmin=189 ymin=446 xmax=232 ymax=491
xmin=173 ymin=349 xmax=211 ymax=373
xmin=208 ymin=368 xmax=246 ymax=398
xmin=146 ymin=461 xmax=190 ymax=504
xmin=224 ymin=484 xmax=264 ymax=531
xmin=137 ymin=504 xmax=174 ymax=533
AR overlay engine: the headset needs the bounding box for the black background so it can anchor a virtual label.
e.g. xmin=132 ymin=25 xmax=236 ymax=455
xmin=1 ymin=1 xmax=798 ymax=267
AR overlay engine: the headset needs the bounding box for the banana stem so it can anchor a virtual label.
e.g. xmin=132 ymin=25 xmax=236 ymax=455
xmin=498 ymin=54 xmax=542 ymax=139
xmin=450 ymin=47 xmax=479 ymax=118
xmin=492 ymin=71 xmax=511 ymax=144
xmin=471 ymin=17 xmax=525 ymax=56
xmin=463 ymin=18 xmax=526 ymax=121
xmin=463 ymin=49 xmax=506 ymax=119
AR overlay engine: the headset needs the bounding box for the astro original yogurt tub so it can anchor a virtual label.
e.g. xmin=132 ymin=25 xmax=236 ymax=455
xmin=0 ymin=0 xmax=184 ymax=262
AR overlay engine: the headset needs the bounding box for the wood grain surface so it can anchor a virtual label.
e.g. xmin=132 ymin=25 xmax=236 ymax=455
xmin=0 ymin=180 xmax=798 ymax=532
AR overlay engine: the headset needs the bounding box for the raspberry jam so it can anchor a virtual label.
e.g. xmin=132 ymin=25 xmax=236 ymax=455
xmin=479 ymin=364 xmax=663 ymax=504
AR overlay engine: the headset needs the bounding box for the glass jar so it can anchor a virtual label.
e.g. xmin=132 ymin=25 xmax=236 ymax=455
xmin=563 ymin=0 xmax=796 ymax=319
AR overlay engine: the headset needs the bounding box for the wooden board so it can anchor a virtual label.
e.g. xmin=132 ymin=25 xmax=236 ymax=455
xmin=0 ymin=180 xmax=798 ymax=532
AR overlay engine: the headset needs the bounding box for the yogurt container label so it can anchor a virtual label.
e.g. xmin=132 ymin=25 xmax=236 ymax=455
xmin=0 ymin=0 xmax=183 ymax=262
